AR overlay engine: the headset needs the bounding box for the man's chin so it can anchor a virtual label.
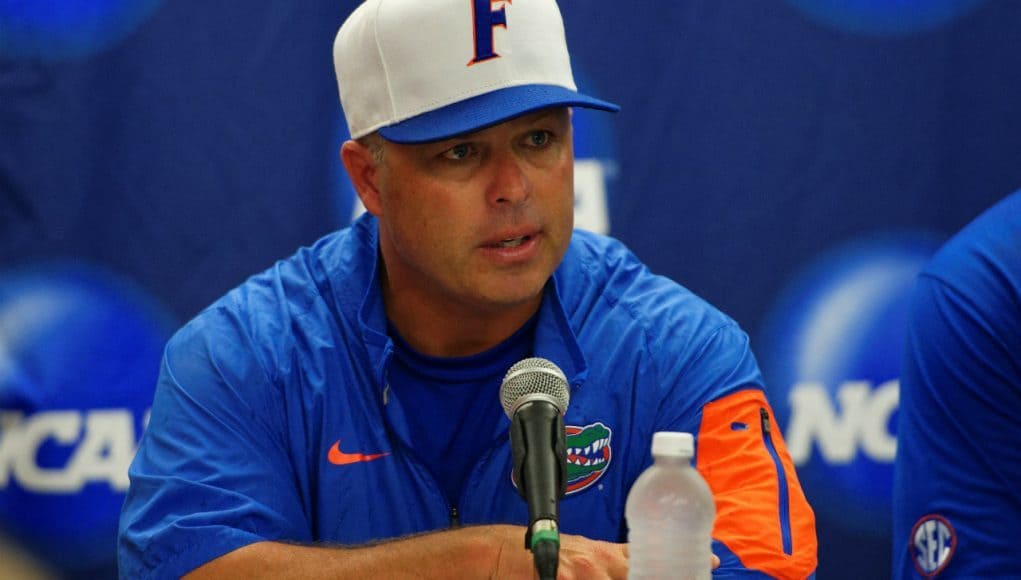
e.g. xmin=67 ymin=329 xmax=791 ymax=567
xmin=469 ymin=283 xmax=547 ymax=314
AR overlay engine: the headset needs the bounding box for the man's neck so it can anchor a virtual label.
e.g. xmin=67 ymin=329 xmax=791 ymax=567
xmin=382 ymin=282 xmax=542 ymax=359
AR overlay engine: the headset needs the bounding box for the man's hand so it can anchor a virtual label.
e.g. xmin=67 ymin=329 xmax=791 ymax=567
xmin=487 ymin=526 xmax=719 ymax=578
xmin=489 ymin=527 xmax=628 ymax=579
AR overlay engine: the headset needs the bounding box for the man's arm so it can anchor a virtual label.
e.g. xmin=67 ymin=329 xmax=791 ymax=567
xmin=649 ymin=319 xmax=818 ymax=579
xmin=186 ymin=525 xmax=629 ymax=580
xmin=696 ymin=388 xmax=817 ymax=579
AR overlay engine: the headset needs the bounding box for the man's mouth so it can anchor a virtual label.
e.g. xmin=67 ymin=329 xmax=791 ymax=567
xmin=494 ymin=235 xmax=531 ymax=248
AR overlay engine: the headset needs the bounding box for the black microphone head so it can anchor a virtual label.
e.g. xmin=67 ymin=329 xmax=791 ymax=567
xmin=500 ymin=357 xmax=570 ymax=418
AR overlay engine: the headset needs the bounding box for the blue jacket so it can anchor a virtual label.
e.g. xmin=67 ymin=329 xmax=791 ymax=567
xmin=119 ymin=214 xmax=817 ymax=578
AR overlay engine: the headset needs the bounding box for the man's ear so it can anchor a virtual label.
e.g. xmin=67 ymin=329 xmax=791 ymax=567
xmin=340 ymin=140 xmax=384 ymax=217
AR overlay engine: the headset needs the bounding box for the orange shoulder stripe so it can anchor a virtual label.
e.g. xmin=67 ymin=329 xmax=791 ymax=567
xmin=696 ymin=389 xmax=817 ymax=579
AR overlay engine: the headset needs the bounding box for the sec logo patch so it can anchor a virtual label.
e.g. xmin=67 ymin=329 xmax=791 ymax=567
xmin=910 ymin=514 xmax=956 ymax=577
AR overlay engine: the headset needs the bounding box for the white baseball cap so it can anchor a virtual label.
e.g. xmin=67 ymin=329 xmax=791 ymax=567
xmin=333 ymin=0 xmax=620 ymax=144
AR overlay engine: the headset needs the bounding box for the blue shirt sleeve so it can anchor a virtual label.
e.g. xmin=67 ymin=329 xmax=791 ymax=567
xmin=893 ymin=266 xmax=1021 ymax=577
xmin=118 ymin=306 xmax=311 ymax=579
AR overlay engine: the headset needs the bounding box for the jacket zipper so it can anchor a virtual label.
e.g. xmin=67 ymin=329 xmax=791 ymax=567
xmin=382 ymin=370 xmax=458 ymax=531
xmin=760 ymin=407 xmax=793 ymax=555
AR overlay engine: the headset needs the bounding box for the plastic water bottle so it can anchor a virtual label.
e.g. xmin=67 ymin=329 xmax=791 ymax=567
xmin=626 ymin=432 xmax=715 ymax=580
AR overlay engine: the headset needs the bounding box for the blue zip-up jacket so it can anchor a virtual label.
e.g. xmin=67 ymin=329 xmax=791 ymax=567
xmin=119 ymin=214 xmax=817 ymax=578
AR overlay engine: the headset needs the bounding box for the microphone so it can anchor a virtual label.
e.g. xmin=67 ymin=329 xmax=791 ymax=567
xmin=500 ymin=357 xmax=570 ymax=580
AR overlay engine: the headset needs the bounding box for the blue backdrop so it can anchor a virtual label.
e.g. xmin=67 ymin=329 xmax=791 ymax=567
xmin=2 ymin=1 xmax=1019 ymax=577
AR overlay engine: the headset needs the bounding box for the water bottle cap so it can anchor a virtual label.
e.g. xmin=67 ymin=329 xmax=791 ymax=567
xmin=651 ymin=431 xmax=694 ymax=458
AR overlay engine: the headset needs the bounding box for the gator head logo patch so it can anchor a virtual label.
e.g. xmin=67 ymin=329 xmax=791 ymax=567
xmin=564 ymin=422 xmax=612 ymax=494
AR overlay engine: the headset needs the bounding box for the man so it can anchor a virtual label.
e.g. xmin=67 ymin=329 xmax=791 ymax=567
xmin=119 ymin=0 xmax=817 ymax=577
xmin=892 ymin=190 xmax=1021 ymax=578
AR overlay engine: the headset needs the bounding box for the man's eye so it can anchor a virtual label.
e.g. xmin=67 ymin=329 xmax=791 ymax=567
xmin=527 ymin=130 xmax=551 ymax=147
xmin=442 ymin=143 xmax=473 ymax=160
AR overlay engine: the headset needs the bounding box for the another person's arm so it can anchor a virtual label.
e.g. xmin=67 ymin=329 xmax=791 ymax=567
xmin=893 ymin=268 xmax=1021 ymax=577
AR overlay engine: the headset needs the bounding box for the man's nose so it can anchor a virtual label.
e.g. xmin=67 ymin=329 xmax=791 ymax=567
xmin=486 ymin=151 xmax=532 ymax=206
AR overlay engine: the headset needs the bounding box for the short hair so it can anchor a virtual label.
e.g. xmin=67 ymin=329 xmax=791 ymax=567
xmin=356 ymin=132 xmax=385 ymax=165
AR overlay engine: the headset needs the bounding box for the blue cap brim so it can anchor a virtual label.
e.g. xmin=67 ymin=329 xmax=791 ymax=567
xmin=377 ymin=84 xmax=620 ymax=144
